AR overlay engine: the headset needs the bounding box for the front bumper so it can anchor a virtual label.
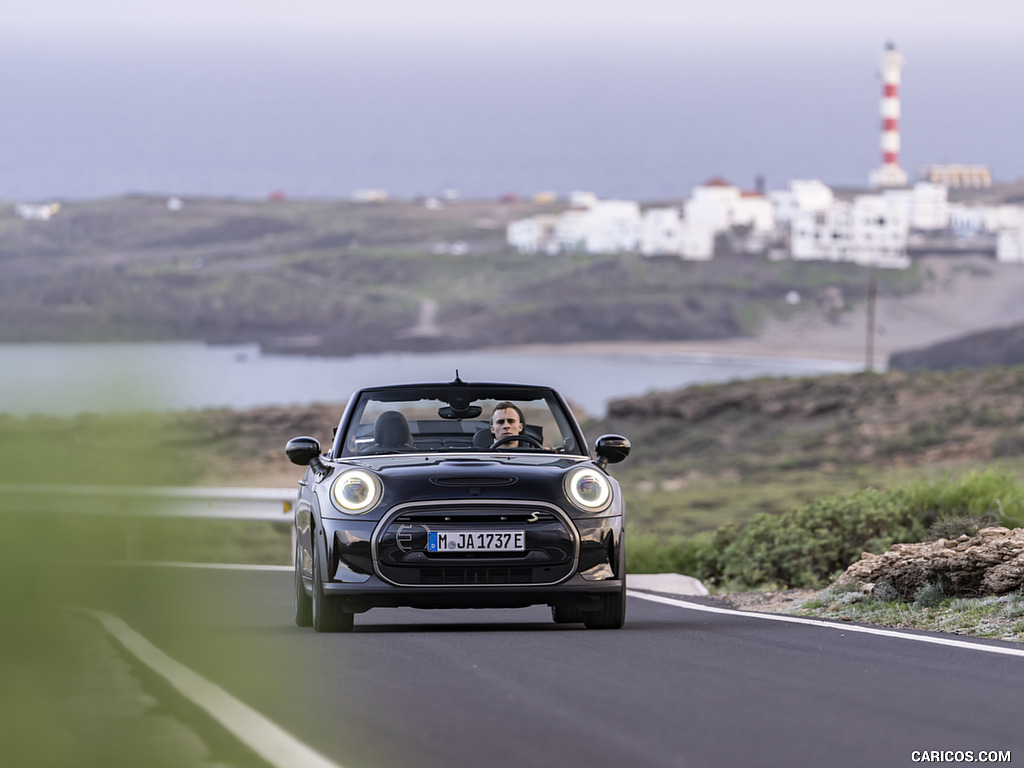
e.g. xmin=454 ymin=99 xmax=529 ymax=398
xmin=320 ymin=572 xmax=624 ymax=613
xmin=315 ymin=501 xmax=623 ymax=612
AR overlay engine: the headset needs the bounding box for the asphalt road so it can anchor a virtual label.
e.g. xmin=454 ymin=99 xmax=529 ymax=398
xmin=86 ymin=567 xmax=1023 ymax=768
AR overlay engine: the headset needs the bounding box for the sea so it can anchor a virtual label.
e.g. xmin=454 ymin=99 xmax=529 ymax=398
xmin=1 ymin=36 xmax=1021 ymax=203
xmin=0 ymin=342 xmax=860 ymax=418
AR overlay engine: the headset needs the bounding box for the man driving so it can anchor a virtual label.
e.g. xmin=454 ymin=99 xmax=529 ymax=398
xmin=490 ymin=402 xmax=525 ymax=447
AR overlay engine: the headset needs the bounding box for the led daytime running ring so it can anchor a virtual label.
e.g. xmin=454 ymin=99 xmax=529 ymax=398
xmin=565 ymin=467 xmax=612 ymax=512
xmin=332 ymin=469 xmax=381 ymax=514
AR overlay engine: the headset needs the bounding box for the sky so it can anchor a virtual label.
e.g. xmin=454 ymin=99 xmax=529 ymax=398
xmin=2 ymin=1 xmax=1022 ymax=200
xmin=6 ymin=0 xmax=1021 ymax=50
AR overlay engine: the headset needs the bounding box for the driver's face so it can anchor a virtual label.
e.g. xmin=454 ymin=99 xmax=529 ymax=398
xmin=490 ymin=408 xmax=523 ymax=440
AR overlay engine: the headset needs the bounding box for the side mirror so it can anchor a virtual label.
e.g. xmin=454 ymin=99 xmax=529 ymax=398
xmin=595 ymin=434 xmax=631 ymax=469
xmin=286 ymin=436 xmax=322 ymax=467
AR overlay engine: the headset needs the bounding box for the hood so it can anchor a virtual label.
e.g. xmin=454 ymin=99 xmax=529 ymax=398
xmin=327 ymin=453 xmax=600 ymax=514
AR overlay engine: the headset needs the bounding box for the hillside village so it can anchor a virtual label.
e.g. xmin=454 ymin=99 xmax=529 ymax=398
xmin=506 ymin=170 xmax=1024 ymax=269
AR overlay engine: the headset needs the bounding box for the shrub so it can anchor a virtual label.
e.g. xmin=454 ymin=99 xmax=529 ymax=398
xmin=875 ymin=433 xmax=915 ymax=458
xmin=635 ymin=469 xmax=1024 ymax=591
xmin=914 ymin=582 xmax=947 ymax=609
xmin=902 ymin=469 xmax=1024 ymax=528
xmin=627 ymin=533 xmax=703 ymax=575
xmin=926 ymin=515 xmax=987 ymax=541
xmin=992 ymin=430 xmax=1024 ymax=458
xmin=700 ymin=487 xmax=927 ymax=589
xmin=871 ymin=581 xmax=901 ymax=603
xmin=971 ymin=405 xmax=1006 ymax=428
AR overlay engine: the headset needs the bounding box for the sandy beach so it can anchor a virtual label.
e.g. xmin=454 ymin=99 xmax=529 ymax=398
xmin=509 ymin=255 xmax=1024 ymax=368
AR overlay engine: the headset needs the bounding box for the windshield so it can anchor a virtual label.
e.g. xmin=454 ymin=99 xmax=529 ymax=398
xmin=336 ymin=387 xmax=584 ymax=458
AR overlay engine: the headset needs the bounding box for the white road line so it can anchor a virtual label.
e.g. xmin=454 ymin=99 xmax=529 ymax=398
xmin=134 ymin=561 xmax=293 ymax=571
xmin=627 ymin=590 xmax=1024 ymax=658
xmin=80 ymin=609 xmax=344 ymax=768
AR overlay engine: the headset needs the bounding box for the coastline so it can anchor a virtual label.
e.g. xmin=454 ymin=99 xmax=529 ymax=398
xmin=506 ymin=255 xmax=1024 ymax=369
xmin=504 ymin=337 xmax=870 ymax=366
xmin=4 ymin=256 xmax=1024 ymax=419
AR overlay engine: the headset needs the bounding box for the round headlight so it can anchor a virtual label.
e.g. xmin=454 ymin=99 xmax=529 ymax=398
xmin=331 ymin=469 xmax=381 ymax=514
xmin=565 ymin=467 xmax=612 ymax=512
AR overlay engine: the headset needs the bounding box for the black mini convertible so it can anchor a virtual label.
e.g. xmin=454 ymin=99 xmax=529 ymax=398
xmin=286 ymin=377 xmax=631 ymax=631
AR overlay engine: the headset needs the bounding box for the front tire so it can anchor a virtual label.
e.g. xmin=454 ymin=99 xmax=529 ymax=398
xmin=311 ymin=545 xmax=354 ymax=633
xmin=294 ymin=546 xmax=312 ymax=627
xmin=583 ymin=582 xmax=626 ymax=629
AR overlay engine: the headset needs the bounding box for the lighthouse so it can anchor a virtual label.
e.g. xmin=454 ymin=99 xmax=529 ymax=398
xmin=869 ymin=42 xmax=908 ymax=188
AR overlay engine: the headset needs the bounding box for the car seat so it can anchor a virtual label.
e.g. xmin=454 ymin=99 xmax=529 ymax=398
xmin=374 ymin=411 xmax=415 ymax=451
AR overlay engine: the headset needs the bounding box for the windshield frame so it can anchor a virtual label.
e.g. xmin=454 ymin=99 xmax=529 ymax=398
xmin=329 ymin=383 xmax=589 ymax=459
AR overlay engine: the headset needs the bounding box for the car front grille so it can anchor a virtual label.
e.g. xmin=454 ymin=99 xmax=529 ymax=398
xmin=418 ymin=566 xmax=534 ymax=586
xmin=374 ymin=501 xmax=577 ymax=587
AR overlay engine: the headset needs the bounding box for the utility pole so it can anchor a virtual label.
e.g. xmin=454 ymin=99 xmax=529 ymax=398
xmin=866 ymin=272 xmax=878 ymax=372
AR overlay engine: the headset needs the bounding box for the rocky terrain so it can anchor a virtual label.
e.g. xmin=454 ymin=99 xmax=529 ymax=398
xmin=120 ymin=364 xmax=1023 ymax=496
xmin=725 ymin=528 xmax=1024 ymax=643
xmin=836 ymin=526 xmax=1024 ymax=599
xmin=890 ymin=323 xmax=1024 ymax=371
xmin=599 ymin=366 xmax=1024 ymax=481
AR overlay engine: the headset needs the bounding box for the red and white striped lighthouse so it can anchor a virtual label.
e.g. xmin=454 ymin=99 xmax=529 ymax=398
xmin=870 ymin=42 xmax=908 ymax=188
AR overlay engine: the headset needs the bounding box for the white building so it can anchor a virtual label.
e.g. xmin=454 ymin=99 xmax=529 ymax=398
xmin=852 ymin=194 xmax=910 ymax=267
xmin=683 ymin=177 xmax=772 ymax=234
xmin=15 ymin=202 xmax=61 ymax=221
xmin=678 ymin=222 xmax=716 ymax=260
xmin=506 ymin=214 xmax=562 ymax=254
xmin=792 ymin=193 xmax=910 ymax=268
xmin=678 ymin=177 xmax=774 ymax=257
xmin=568 ymin=190 xmax=598 ymax=209
xmin=943 ymin=201 xmax=1024 ymax=236
xmin=564 ymin=200 xmax=642 ymax=253
xmin=639 ymin=208 xmax=684 ymax=256
xmin=506 ymin=176 xmax=1024 ymax=268
xmin=507 ymin=198 xmax=642 ymax=255
xmin=997 ymin=229 xmax=1024 ymax=263
xmin=949 ymin=205 xmax=983 ymax=235
xmin=883 ymin=182 xmax=949 ymax=230
xmin=993 ymin=205 xmax=1024 ymax=231
xmin=791 ymin=205 xmax=849 ymax=262
xmin=351 ymin=189 xmax=389 ymax=203
xmin=733 ymin=192 xmax=775 ymax=233
xmin=769 ymin=180 xmax=835 ymax=227
xmin=685 ymin=178 xmax=738 ymax=231
xmin=996 ymin=207 xmax=1024 ymax=263
xmin=639 ymin=207 xmax=715 ymax=260
xmin=551 ymin=209 xmax=589 ymax=252
xmin=918 ymin=164 xmax=992 ymax=189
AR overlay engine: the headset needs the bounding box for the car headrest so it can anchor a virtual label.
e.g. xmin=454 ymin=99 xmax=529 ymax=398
xmin=374 ymin=411 xmax=414 ymax=449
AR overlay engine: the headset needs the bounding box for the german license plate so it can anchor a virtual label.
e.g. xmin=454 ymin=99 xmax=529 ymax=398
xmin=427 ymin=530 xmax=525 ymax=553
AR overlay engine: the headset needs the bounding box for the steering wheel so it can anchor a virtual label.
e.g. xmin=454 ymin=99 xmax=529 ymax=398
xmin=489 ymin=434 xmax=544 ymax=450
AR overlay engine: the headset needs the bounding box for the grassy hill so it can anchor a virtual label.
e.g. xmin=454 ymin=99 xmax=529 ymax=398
xmin=594 ymin=366 xmax=1024 ymax=539
xmin=0 ymin=195 xmax=924 ymax=354
xmin=8 ymin=365 xmax=1021 ymax=533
